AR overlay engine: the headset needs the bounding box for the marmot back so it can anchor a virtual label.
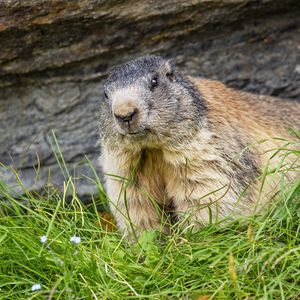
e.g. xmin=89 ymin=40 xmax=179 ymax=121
xmin=99 ymin=55 xmax=299 ymax=239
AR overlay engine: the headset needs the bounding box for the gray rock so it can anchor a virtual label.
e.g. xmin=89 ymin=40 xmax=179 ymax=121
xmin=0 ymin=0 xmax=299 ymax=200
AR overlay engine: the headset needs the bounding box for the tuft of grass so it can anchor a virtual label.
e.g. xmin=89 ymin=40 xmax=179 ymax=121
xmin=0 ymin=131 xmax=299 ymax=299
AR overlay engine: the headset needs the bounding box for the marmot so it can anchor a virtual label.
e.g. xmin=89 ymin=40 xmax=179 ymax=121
xmin=99 ymin=55 xmax=299 ymax=239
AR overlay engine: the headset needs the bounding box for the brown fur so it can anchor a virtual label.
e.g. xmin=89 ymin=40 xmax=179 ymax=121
xmin=99 ymin=56 xmax=299 ymax=240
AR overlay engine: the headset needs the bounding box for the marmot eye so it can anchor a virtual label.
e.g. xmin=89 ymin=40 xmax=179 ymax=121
xmin=150 ymin=76 xmax=158 ymax=90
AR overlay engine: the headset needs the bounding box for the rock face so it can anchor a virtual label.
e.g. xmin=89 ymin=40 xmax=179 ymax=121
xmin=0 ymin=0 xmax=299 ymax=200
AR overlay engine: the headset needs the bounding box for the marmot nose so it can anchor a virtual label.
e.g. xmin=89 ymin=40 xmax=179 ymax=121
xmin=114 ymin=109 xmax=137 ymax=124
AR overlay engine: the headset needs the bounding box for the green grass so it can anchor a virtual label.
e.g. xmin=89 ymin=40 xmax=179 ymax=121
xmin=0 ymin=132 xmax=299 ymax=299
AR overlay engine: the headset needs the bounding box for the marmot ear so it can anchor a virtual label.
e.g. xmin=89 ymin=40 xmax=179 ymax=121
xmin=164 ymin=59 xmax=176 ymax=82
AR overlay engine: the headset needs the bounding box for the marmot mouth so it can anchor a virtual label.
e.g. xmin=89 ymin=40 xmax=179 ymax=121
xmin=128 ymin=131 xmax=147 ymax=138
xmin=123 ymin=128 xmax=151 ymax=139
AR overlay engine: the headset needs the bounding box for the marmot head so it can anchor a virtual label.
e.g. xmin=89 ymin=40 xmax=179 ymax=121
xmin=100 ymin=55 xmax=207 ymax=149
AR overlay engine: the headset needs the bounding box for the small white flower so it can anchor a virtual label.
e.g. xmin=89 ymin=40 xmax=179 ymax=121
xmin=70 ymin=236 xmax=81 ymax=245
xmin=55 ymin=257 xmax=64 ymax=266
xmin=31 ymin=283 xmax=41 ymax=291
xmin=40 ymin=235 xmax=47 ymax=243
